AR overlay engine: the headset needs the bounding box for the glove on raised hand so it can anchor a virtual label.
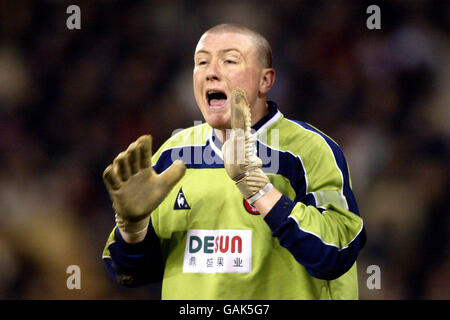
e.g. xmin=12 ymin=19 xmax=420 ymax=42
xmin=222 ymin=88 xmax=273 ymax=204
xmin=103 ymin=135 xmax=186 ymax=239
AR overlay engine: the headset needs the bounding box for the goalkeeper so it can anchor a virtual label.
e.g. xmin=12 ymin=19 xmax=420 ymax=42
xmin=102 ymin=23 xmax=366 ymax=299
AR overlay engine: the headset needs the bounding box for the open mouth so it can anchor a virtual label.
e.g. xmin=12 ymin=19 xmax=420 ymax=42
xmin=206 ymin=90 xmax=228 ymax=107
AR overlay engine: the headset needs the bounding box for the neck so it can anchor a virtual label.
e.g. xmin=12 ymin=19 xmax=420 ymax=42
xmin=214 ymin=98 xmax=268 ymax=143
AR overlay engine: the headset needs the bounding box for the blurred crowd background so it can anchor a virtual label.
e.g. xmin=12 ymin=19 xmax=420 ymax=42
xmin=0 ymin=0 xmax=448 ymax=299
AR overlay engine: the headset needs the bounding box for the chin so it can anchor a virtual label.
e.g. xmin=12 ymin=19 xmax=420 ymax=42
xmin=204 ymin=115 xmax=230 ymax=130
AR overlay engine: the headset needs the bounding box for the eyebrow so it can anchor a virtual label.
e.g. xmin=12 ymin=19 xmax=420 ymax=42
xmin=194 ymin=48 xmax=242 ymax=56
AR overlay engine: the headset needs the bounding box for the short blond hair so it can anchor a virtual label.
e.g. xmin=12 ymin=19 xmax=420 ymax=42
xmin=204 ymin=23 xmax=272 ymax=68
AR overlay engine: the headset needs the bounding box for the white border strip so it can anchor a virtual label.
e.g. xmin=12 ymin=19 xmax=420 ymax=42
xmin=208 ymin=134 xmax=223 ymax=159
xmin=254 ymin=110 xmax=283 ymax=136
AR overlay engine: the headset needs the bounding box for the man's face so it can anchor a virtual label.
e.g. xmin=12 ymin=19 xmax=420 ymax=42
xmin=193 ymin=31 xmax=263 ymax=130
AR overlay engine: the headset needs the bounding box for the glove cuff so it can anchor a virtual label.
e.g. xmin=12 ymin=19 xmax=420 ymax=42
xmin=247 ymin=183 xmax=274 ymax=205
xmin=115 ymin=214 xmax=150 ymax=240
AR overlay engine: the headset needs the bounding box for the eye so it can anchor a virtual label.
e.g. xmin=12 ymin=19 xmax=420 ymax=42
xmin=224 ymin=60 xmax=236 ymax=64
xmin=198 ymin=61 xmax=207 ymax=66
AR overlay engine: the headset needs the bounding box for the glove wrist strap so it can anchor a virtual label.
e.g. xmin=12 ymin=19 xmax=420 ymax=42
xmin=247 ymin=183 xmax=273 ymax=205
xmin=120 ymin=226 xmax=148 ymax=240
xmin=115 ymin=214 xmax=150 ymax=240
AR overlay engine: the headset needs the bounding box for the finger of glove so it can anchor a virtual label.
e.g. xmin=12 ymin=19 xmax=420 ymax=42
xmin=248 ymin=155 xmax=262 ymax=168
xmin=222 ymin=138 xmax=234 ymax=165
xmin=137 ymin=135 xmax=153 ymax=169
xmin=222 ymin=134 xmax=246 ymax=166
xmin=158 ymin=159 xmax=186 ymax=191
xmin=231 ymin=88 xmax=251 ymax=132
xmin=103 ymin=164 xmax=121 ymax=191
xmin=246 ymin=175 xmax=269 ymax=187
xmin=114 ymin=152 xmax=131 ymax=182
xmin=127 ymin=142 xmax=139 ymax=175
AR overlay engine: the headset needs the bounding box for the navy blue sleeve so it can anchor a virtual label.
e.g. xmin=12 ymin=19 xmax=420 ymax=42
xmin=264 ymin=195 xmax=366 ymax=280
xmin=103 ymin=217 xmax=164 ymax=287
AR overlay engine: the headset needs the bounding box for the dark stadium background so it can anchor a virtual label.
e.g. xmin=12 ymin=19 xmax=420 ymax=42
xmin=0 ymin=0 xmax=448 ymax=299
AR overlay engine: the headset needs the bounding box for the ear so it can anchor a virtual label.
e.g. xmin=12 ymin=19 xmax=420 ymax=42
xmin=259 ymin=68 xmax=276 ymax=95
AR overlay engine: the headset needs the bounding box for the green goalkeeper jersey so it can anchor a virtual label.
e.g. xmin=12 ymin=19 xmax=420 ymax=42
xmin=102 ymin=101 xmax=366 ymax=299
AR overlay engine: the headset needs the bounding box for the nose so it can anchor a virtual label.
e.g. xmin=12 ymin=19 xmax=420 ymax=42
xmin=206 ymin=60 xmax=220 ymax=81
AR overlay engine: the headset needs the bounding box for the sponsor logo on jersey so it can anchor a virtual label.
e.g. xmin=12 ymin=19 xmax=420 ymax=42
xmin=243 ymin=199 xmax=260 ymax=215
xmin=183 ymin=229 xmax=252 ymax=273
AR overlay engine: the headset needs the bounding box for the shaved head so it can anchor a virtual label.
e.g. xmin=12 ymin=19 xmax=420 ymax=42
xmin=203 ymin=23 xmax=272 ymax=68
xmin=193 ymin=23 xmax=276 ymax=132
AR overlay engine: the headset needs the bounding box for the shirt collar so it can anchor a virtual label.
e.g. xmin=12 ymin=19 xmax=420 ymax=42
xmin=209 ymin=100 xmax=282 ymax=152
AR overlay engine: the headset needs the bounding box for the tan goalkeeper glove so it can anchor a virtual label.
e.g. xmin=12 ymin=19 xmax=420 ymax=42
xmin=103 ymin=135 xmax=186 ymax=239
xmin=222 ymin=88 xmax=273 ymax=205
